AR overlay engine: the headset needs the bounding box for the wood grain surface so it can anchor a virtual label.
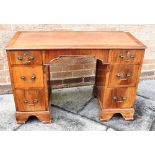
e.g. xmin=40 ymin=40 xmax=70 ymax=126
xmin=6 ymin=31 xmax=146 ymax=50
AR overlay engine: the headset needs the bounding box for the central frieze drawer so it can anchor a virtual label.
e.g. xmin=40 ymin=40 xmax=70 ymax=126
xmin=12 ymin=66 xmax=44 ymax=88
xmin=108 ymin=64 xmax=140 ymax=87
xmin=14 ymin=89 xmax=47 ymax=111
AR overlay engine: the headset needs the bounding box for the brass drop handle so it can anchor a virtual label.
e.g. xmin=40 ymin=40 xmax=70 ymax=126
xmin=24 ymin=99 xmax=38 ymax=105
xmin=20 ymin=74 xmax=36 ymax=82
xmin=24 ymin=100 xmax=29 ymax=104
xmin=130 ymin=54 xmax=136 ymax=58
xmin=113 ymin=96 xmax=127 ymax=103
xmin=33 ymin=99 xmax=39 ymax=104
xmin=118 ymin=54 xmax=130 ymax=62
xmin=23 ymin=61 xmax=31 ymax=65
xmin=119 ymin=54 xmax=125 ymax=58
xmin=17 ymin=55 xmax=34 ymax=64
xmin=17 ymin=55 xmax=23 ymax=61
xmin=118 ymin=54 xmax=136 ymax=61
xmin=29 ymin=99 xmax=39 ymax=105
xmin=31 ymin=74 xmax=36 ymax=80
xmin=116 ymin=72 xmax=132 ymax=80
xmin=17 ymin=56 xmax=30 ymax=64
xmin=29 ymin=56 xmax=35 ymax=60
xmin=20 ymin=76 xmax=25 ymax=80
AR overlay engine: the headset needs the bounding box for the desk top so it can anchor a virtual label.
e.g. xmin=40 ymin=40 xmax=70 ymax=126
xmin=6 ymin=31 xmax=146 ymax=50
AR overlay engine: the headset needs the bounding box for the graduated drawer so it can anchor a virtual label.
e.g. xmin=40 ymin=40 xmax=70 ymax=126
xmin=109 ymin=50 xmax=144 ymax=64
xmin=102 ymin=87 xmax=136 ymax=109
xmin=8 ymin=51 xmax=42 ymax=65
xmin=12 ymin=66 xmax=44 ymax=88
xmin=14 ymin=89 xmax=47 ymax=111
xmin=108 ymin=64 xmax=140 ymax=87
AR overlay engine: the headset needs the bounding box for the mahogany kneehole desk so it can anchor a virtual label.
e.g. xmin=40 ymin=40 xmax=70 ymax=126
xmin=6 ymin=31 xmax=146 ymax=123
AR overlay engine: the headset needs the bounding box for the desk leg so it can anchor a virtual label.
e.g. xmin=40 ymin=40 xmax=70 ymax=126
xmin=16 ymin=111 xmax=52 ymax=124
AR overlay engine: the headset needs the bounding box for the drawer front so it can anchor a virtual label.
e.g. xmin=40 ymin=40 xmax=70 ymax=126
xmin=109 ymin=50 xmax=144 ymax=64
xmin=12 ymin=66 xmax=44 ymax=88
xmin=108 ymin=64 xmax=139 ymax=87
xmin=15 ymin=89 xmax=47 ymax=111
xmin=8 ymin=51 xmax=42 ymax=65
xmin=103 ymin=87 xmax=136 ymax=109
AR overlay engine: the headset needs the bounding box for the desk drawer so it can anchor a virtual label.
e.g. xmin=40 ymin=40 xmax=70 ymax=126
xmin=12 ymin=66 xmax=44 ymax=88
xmin=109 ymin=50 xmax=144 ymax=64
xmin=108 ymin=64 xmax=139 ymax=87
xmin=8 ymin=51 xmax=42 ymax=65
xmin=103 ymin=87 xmax=136 ymax=109
xmin=15 ymin=89 xmax=47 ymax=111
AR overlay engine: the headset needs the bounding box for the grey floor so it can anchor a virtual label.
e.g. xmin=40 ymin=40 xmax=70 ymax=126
xmin=0 ymin=80 xmax=155 ymax=131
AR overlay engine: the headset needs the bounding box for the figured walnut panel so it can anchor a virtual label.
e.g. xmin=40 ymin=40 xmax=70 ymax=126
xmin=12 ymin=66 xmax=44 ymax=88
xmin=102 ymin=87 xmax=137 ymax=109
xmin=108 ymin=64 xmax=140 ymax=87
xmin=15 ymin=89 xmax=47 ymax=111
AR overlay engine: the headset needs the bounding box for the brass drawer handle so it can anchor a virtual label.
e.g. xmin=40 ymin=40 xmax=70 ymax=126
xmin=20 ymin=74 xmax=36 ymax=82
xmin=22 ymin=61 xmax=31 ymax=65
xmin=116 ymin=72 xmax=132 ymax=80
xmin=17 ymin=55 xmax=23 ymax=60
xmin=113 ymin=96 xmax=127 ymax=103
xmin=123 ymin=59 xmax=130 ymax=62
xmin=17 ymin=55 xmax=35 ymax=64
xmin=31 ymin=74 xmax=36 ymax=80
xmin=33 ymin=99 xmax=39 ymax=104
xmin=29 ymin=56 xmax=35 ymax=60
xmin=118 ymin=54 xmax=136 ymax=61
xmin=24 ymin=100 xmax=29 ymax=104
xmin=118 ymin=54 xmax=130 ymax=62
xmin=20 ymin=76 xmax=25 ymax=80
xmin=29 ymin=99 xmax=39 ymax=105
xmin=24 ymin=99 xmax=39 ymax=105
xmin=17 ymin=57 xmax=31 ymax=64
xmin=130 ymin=54 xmax=136 ymax=58
xmin=119 ymin=54 xmax=125 ymax=58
